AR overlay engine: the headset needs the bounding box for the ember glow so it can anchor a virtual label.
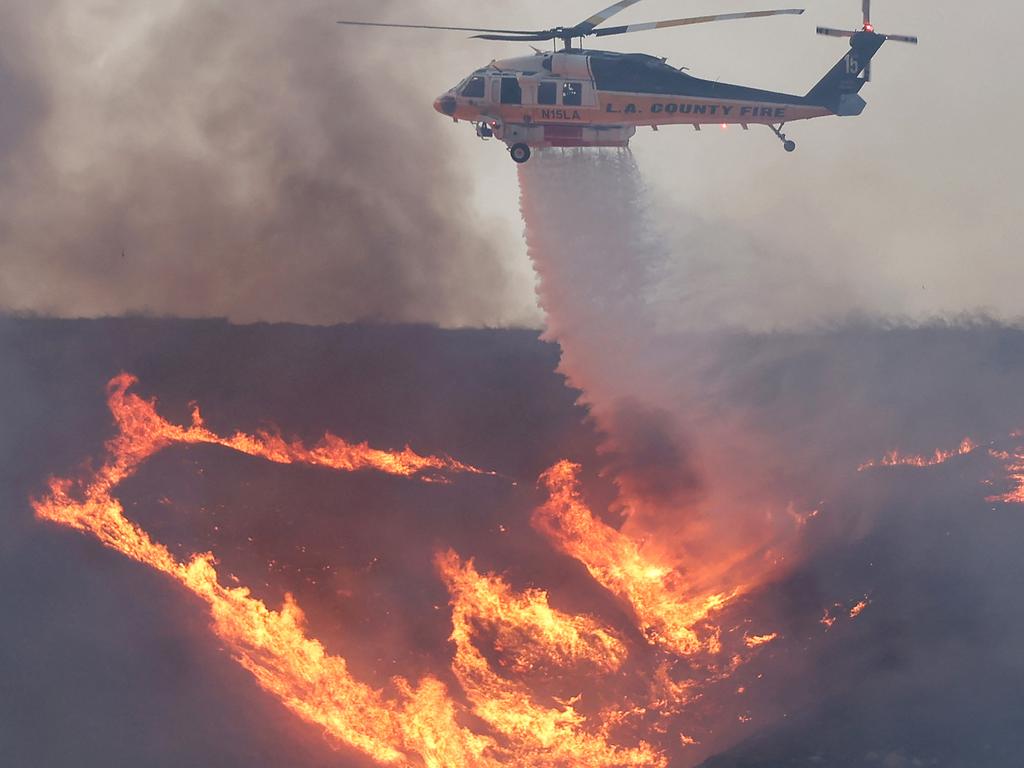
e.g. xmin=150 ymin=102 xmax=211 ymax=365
xmin=743 ymin=632 xmax=778 ymax=648
xmin=987 ymin=448 xmax=1024 ymax=504
xmin=32 ymin=374 xmax=782 ymax=766
xmin=849 ymin=598 xmax=870 ymax=618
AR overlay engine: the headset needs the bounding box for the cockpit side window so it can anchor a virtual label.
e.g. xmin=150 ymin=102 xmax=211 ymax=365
xmin=500 ymin=77 xmax=522 ymax=105
xmin=537 ymin=81 xmax=557 ymax=105
xmin=562 ymin=81 xmax=582 ymax=106
xmin=461 ymin=76 xmax=485 ymax=98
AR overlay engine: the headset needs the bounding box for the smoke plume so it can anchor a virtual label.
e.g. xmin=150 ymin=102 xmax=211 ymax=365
xmin=0 ymin=0 xmax=533 ymax=326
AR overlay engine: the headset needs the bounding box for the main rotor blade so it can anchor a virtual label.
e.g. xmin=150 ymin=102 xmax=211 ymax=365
xmin=594 ymin=8 xmax=804 ymax=37
xmin=816 ymin=26 xmax=856 ymax=37
xmin=576 ymin=0 xmax=648 ymax=33
xmin=336 ymin=20 xmax=545 ymax=36
xmin=884 ymin=33 xmax=919 ymax=44
xmin=473 ymin=32 xmax=557 ymax=42
xmin=863 ymin=0 xmax=871 ymax=26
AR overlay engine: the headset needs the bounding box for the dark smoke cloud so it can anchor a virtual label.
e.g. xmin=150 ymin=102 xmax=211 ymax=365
xmin=0 ymin=5 xmax=48 ymax=174
xmin=600 ymin=398 xmax=705 ymax=513
xmin=0 ymin=0 xmax=530 ymax=326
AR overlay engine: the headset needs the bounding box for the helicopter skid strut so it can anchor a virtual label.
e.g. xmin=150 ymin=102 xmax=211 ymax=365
xmin=770 ymin=123 xmax=797 ymax=153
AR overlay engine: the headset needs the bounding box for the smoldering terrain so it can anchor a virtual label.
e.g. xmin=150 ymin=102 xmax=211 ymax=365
xmin=2 ymin=316 xmax=1023 ymax=767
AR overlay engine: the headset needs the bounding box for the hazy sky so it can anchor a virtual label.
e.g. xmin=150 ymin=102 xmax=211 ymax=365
xmin=0 ymin=0 xmax=1020 ymax=329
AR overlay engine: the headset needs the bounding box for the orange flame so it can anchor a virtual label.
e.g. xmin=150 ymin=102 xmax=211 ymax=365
xmin=438 ymin=551 xmax=664 ymax=767
xmin=849 ymin=598 xmax=870 ymax=618
xmin=533 ymin=461 xmax=743 ymax=657
xmin=858 ymin=438 xmax=978 ymax=472
xmin=31 ymin=376 xmax=673 ymax=765
xmin=104 ymin=372 xmax=486 ymax=480
xmin=986 ymin=448 xmax=1024 ymax=504
xmin=34 ymin=489 xmax=499 ymax=766
xmin=31 ymin=375 xmax=779 ymax=766
xmin=743 ymin=632 xmax=778 ymax=648
xmin=437 ymin=550 xmax=627 ymax=675
xmin=32 ymin=376 xmax=504 ymax=766
xmin=860 ymin=433 xmax=1024 ymax=505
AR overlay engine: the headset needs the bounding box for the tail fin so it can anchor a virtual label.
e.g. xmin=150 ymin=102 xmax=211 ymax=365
xmin=806 ymin=32 xmax=885 ymax=113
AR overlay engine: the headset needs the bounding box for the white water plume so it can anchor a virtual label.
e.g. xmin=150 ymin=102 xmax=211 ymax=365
xmin=518 ymin=148 xmax=796 ymax=582
xmin=519 ymin=149 xmax=668 ymax=415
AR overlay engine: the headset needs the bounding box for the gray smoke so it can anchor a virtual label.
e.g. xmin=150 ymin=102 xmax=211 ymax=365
xmin=0 ymin=0 xmax=534 ymax=326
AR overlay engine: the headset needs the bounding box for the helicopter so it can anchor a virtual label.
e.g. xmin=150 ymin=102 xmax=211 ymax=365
xmin=338 ymin=0 xmax=917 ymax=163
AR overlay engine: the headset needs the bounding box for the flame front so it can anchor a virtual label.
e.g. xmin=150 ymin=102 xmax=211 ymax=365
xmin=987 ymin=448 xmax=1024 ymax=504
xmin=33 ymin=375 xmax=502 ymax=766
xmin=438 ymin=551 xmax=663 ymax=767
xmin=32 ymin=375 xmax=784 ymax=766
xmin=105 ymin=372 xmax=485 ymax=480
xmin=860 ymin=432 xmax=1024 ymax=505
xmin=858 ymin=438 xmax=978 ymax=471
xmin=437 ymin=550 xmax=628 ymax=675
xmin=534 ymin=461 xmax=744 ymax=658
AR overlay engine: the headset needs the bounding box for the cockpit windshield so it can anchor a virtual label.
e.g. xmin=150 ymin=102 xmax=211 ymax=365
xmin=460 ymin=75 xmax=486 ymax=98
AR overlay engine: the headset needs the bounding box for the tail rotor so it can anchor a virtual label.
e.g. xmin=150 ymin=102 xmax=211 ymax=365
xmin=816 ymin=0 xmax=917 ymax=81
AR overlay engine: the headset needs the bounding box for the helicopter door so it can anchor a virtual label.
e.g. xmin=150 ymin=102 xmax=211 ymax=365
xmin=499 ymin=76 xmax=522 ymax=105
xmin=537 ymin=81 xmax=557 ymax=105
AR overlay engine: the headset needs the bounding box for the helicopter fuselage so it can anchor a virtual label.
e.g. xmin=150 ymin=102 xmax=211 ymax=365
xmin=342 ymin=0 xmax=910 ymax=163
xmin=434 ymin=49 xmax=841 ymax=155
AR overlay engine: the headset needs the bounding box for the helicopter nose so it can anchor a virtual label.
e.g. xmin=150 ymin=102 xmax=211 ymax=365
xmin=434 ymin=94 xmax=457 ymax=116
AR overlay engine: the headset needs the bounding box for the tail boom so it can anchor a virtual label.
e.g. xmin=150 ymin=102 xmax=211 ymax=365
xmin=805 ymin=31 xmax=885 ymax=114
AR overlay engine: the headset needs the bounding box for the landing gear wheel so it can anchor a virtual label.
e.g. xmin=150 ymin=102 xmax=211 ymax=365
xmin=770 ymin=123 xmax=797 ymax=153
xmin=509 ymin=143 xmax=531 ymax=164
